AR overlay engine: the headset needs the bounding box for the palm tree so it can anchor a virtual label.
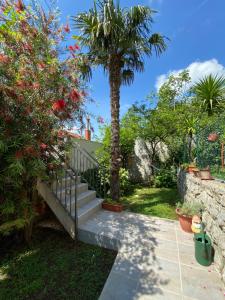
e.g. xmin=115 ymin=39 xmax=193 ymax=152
xmin=193 ymin=74 xmax=225 ymax=116
xmin=72 ymin=0 xmax=167 ymax=201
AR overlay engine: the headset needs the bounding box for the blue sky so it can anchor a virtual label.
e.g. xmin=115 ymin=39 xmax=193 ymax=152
xmin=55 ymin=0 xmax=225 ymax=139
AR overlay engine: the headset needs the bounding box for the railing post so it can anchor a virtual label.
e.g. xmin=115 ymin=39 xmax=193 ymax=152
xmin=74 ymin=170 xmax=78 ymax=242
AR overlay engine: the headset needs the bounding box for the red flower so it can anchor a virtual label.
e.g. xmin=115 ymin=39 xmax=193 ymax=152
xmin=68 ymin=44 xmax=80 ymax=52
xmin=52 ymin=99 xmax=66 ymax=111
xmin=37 ymin=62 xmax=46 ymax=70
xmin=64 ymin=24 xmax=70 ymax=33
xmin=32 ymin=82 xmax=40 ymax=89
xmin=68 ymin=45 xmax=75 ymax=51
xmin=58 ymin=130 xmax=66 ymax=138
xmin=23 ymin=43 xmax=32 ymax=53
xmin=4 ymin=115 xmax=12 ymax=124
xmin=16 ymin=80 xmax=27 ymax=89
xmin=0 ymin=54 xmax=9 ymax=64
xmin=15 ymin=150 xmax=23 ymax=160
xmin=69 ymin=89 xmax=80 ymax=102
xmin=24 ymin=146 xmax=38 ymax=157
xmin=40 ymin=143 xmax=47 ymax=150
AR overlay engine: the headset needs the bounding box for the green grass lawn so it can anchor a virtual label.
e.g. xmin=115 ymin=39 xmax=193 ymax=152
xmin=121 ymin=186 xmax=181 ymax=220
xmin=0 ymin=229 xmax=116 ymax=300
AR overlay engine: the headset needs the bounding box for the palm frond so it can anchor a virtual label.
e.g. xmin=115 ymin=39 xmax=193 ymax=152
xmin=149 ymin=33 xmax=168 ymax=56
xmin=121 ymin=69 xmax=134 ymax=85
xmin=72 ymin=0 xmax=167 ymax=83
xmin=193 ymin=74 xmax=225 ymax=115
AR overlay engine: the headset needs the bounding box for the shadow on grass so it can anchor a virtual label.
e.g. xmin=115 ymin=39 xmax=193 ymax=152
xmin=0 ymin=229 xmax=116 ymax=300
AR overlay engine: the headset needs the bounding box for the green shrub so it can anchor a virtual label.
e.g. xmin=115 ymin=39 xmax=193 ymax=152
xmin=153 ymin=167 xmax=177 ymax=188
xmin=119 ymin=168 xmax=130 ymax=196
xmin=176 ymin=201 xmax=203 ymax=217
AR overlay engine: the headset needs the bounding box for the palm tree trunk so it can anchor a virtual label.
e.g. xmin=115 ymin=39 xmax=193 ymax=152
xmin=109 ymin=55 xmax=121 ymax=202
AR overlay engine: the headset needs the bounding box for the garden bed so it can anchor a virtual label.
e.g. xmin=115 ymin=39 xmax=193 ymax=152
xmin=0 ymin=229 xmax=116 ymax=300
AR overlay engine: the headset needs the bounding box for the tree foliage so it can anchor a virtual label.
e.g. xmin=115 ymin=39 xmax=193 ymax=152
xmin=73 ymin=0 xmax=167 ymax=201
xmin=0 ymin=0 xmax=86 ymax=237
xmin=192 ymin=74 xmax=225 ymax=116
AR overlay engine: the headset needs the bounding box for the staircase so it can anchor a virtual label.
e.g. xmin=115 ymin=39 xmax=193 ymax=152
xmin=37 ymin=142 xmax=106 ymax=240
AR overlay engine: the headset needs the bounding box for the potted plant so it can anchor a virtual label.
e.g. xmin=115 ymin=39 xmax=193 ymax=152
xmin=208 ymin=132 xmax=219 ymax=142
xmin=102 ymin=200 xmax=123 ymax=212
xmin=187 ymin=163 xmax=199 ymax=174
xmin=181 ymin=163 xmax=199 ymax=174
xmin=199 ymin=166 xmax=213 ymax=180
xmin=176 ymin=202 xmax=202 ymax=233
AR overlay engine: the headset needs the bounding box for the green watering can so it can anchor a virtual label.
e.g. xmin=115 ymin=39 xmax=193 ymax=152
xmin=194 ymin=232 xmax=213 ymax=266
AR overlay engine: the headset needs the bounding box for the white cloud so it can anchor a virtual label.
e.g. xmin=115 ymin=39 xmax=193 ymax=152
xmin=155 ymin=59 xmax=225 ymax=91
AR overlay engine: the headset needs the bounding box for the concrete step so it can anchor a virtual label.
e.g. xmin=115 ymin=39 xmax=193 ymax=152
xmin=78 ymin=227 xmax=120 ymax=251
xmin=62 ymin=190 xmax=97 ymax=210
xmin=54 ymin=183 xmax=88 ymax=200
xmin=77 ymin=190 xmax=97 ymax=208
xmin=52 ymin=176 xmax=81 ymax=190
xmin=76 ymin=198 xmax=104 ymax=225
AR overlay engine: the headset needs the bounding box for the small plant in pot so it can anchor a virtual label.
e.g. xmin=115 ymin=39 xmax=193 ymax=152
xmin=181 ymin=163 xmax=199 ymax=174
xmin=102 ymin=199 xmax=123 ymax=212
xmin=176 ymin=202 xmax=203 ymax=233
xmin=199 ymin=166 xmax=213 ymax=180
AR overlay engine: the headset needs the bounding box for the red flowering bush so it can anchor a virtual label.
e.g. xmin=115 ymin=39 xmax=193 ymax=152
xmin=0 ymin=0 xmax=86 ymax=238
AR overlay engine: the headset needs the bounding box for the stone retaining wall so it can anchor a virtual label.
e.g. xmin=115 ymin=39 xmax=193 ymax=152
xmin=178 ymin=171 xmax=225 ymax=285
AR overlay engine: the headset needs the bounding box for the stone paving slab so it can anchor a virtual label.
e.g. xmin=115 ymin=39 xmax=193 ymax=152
xmin=78 ymin=210 xmax=224 ymax=300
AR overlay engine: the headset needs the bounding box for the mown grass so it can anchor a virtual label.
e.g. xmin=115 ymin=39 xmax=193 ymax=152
xmin=0 ymin=229 xmax=116 ymax=300
xmin=121 ymin=186 xmax=181 ymax=220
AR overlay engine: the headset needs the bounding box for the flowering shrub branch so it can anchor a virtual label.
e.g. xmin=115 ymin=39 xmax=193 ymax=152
xmin=0 ymin=0 xmax=87 ymax=238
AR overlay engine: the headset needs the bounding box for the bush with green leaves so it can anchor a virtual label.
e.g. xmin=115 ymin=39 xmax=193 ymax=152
xmin=176 ymin=202 xmax=203 ymax=217
xmin=153 ymin=167 xmax=177 ymax=188
xmin=0 ymin=0 xmax=86 ymax=239
xmin=119 ymin=168 xmax=130 ymax=196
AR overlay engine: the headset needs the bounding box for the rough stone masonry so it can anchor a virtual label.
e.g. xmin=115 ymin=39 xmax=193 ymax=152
xmin=178 ymin=171 xmax=225 ymax=286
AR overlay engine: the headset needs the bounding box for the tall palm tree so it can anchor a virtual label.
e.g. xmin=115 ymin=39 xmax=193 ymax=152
xmin=72 ymin=0 xmax=167 ymax=201
xmin=193 ymin=74 xmax=225 ymax=116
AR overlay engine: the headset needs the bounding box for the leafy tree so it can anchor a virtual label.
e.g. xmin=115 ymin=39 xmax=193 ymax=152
xmin=158 ymin=70 xmax=191 ymax=109
xmin=0 ymin=0 xmax=86 ymax=240
xmin=73 ymin=0 xmax=167 ymax=201
xmin=192 ymin=74 xmax=225 ymax=116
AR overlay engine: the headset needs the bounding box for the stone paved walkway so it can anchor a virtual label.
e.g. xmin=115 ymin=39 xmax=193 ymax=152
xmin=78 ymin=210 xmax=224 ymax=300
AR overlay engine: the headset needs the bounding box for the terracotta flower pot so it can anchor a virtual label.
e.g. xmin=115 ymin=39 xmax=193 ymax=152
xmin=199 ymin=169 xmax=213 ymax=180
xmin=102 ymin=202 xmax=123 ymax=212
xmin=176 ymin=208 xmax=193 ymax=233
xmin=208 ymin=133 xmax=219 ymax=142
xmin=187 ymin=166 xmax=199 ymax=174
xmin=186 ymin=165 xmax=198 ymax=174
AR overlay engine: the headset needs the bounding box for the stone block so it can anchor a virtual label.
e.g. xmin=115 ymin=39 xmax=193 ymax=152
xmin=214 ymin=248 xmax=225 ymax=272
xmin=209 ymin=222 xmax=223 ymax=243
xmin=217 ymin=211 xmax=225 ymax=227
xmin=222 ymin=265 xmax=225 ymax=286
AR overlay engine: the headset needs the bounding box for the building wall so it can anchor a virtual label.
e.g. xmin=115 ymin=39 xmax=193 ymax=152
xmin=73 ymin=139 xmax=102 ymax=158
xmin=178 ymin=171 xmax=225 ymax=286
